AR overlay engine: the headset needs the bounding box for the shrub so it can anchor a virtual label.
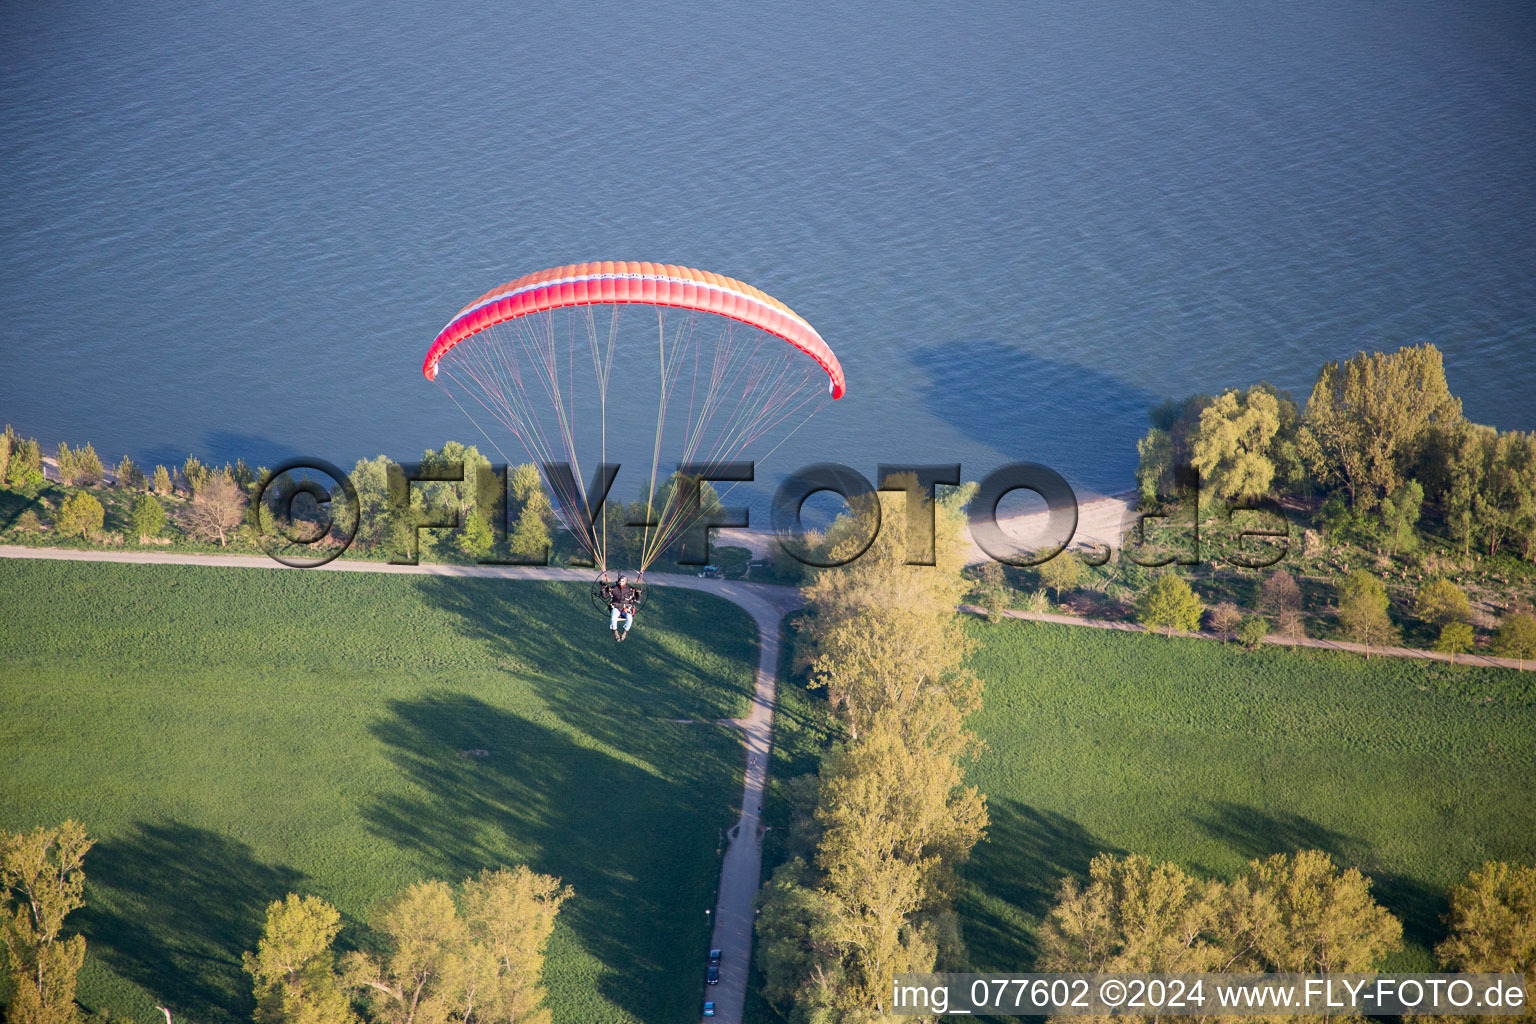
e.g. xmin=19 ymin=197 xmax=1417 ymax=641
xmin=7 ymin=437 xmax=43 ymax=488
xmin=56 ymin=491 xmax=105 ymax=538
xmin=715 ymin=545 xmax=752 ymax=579
xmin=55 ymin=441 xmax=77 ymax=484
xmin=129 ymin=494 xmax=166 ymax=541
xmin=153 ymin=465 xmax=172 ymax=493
xmin=15 ymin=509 xmax=41 ymax=532
xmin=182 ymin=454 xmax=207 ymax=494
xmin=1238 ymin=614 xmax=1270 ymax=649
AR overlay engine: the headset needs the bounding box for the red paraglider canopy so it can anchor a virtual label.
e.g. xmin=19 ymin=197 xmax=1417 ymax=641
xmin=423 ymin=261 xmax=845 ymax=398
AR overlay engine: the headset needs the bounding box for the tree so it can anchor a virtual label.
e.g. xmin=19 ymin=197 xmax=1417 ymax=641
xmin=129 ymin=494 xmax=166 ymax=541
xmin=456 ymin=508 xmax=493 ymax=559
xmin=244 ymin=894 xmax=358 ymax=1024
xmin=1492 ymin=612 xmax=1536 ymax=670
xmin=1135 ymin=574 xmax=1204 ymax=637
xmin=507 ymin=477 xmax=552 ymax=564
xmin=1208 ymin=601 xmax=1243 ymax=640
xmin=458 ymin=866 xmax=572 ymax=1024
xmin=1135 ymin=428 xmax=1174 ymax=506
xmin=1337 ymin=571 xmax=1399 ymax=657
xmin=182 ymin=454 xmax=208 ymax=494
xmin=1190 ymin=386 xmax=1282 ymax=501
xmin=1227 ymin=849 xmax=1402 ymax=973
xmin=1435 ymin=622 xmax=1475 ymax=665
xmin=1237 ymin=614 xmax=1269 ymax=650
xmin=1274 ymin=608 xmax=1307 ymax=644
xmin=188 ymin=473 xmax=247 ymax=546
xmin=1378 ymin=479 xmax=1423 ymax=556
xmin=1037 ymin=553 xmax=1085 ymax=604
xmin=1299 ymin=344 xmax=1461 ymax=509
xmin=0 ymin=425 xmax=12 ymax=484
xmin=1437 ymin=861 xmax=1536 ymax=1022
xmin=1415 ymin=578 xmax=1472 ymax=629
xmin=115 ymin=456 xmax=145 ymax=490
xmin=1040 ymin=853 xmax=1223 ymax=974
xmin=7 ymin=437 xmax=44 ymax=489
xmin=0 ymin=821 xmax=95 ymax=1024
xmin=344 ymin=880 xmax=466 ymax=1024
xmin=54 ymin=492 xmax=104 ymax=539
xmin=73 ymin=444 xmax=103 ymax=486
xmin=342 ymin=869 xmax=570 ymax=1024
xmin=54 ymin=442 xmax=77 ymax=485
xmin=152 ymin=465 xmax=172 ymax=494
xmin=1258 ymin=569 xmax=1303 ymax=617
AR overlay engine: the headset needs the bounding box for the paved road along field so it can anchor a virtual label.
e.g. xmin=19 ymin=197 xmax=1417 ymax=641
xmin=0 ymin=545 xmax=803 ymax=1024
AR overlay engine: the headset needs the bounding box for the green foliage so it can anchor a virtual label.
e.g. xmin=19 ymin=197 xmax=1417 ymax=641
xmin=151 ymin=465 xmax=172 ymax=494
xmin=1237 ymin=614 xmax=1270 ymax=649
xmin=0 ymin=559 xmax=757 ymax=1023
xmin=73 ymin=444 xmax=103 ymax=486
xmin=114 ymin=456 xmax=145 ymax=490
xmin=1415 ymin=578 xmax=1472 ymax=628
xmin=1135 ymin=428 xmax=1173 ymax=505
xmin=1337 ymin=570 xmax=1399 ymax=654
xmin=54 ymin=491 xmax=104 ymax=538
xmin=182 ymin=454 xmax=207 ymax=494
xmin=55 ymin=442 xmax=77 ymax=485
xmin=1300 ymin=343 xmax=1461 ymax=509
xmin=243 ymin=894 xmax=357 ymax=1024
xmin=1135 ymin=574 xmax=1204 ymax=636
xmin=456 ymin=507 xmax=494 ymax=559
xmin=128 ymin=494 xmax=166 ymax=541
xmin=0 ymin=425 xmax=13 ymax=484
xmin=1378 ymin=479 xmax=1424 ymax=555
xmin=1436 ymin=861 xmax=1536 ymax=1021
xmin=1435 ymin=622 xmax=1475 ymax=664
xmin=1037 ymin=553 xmax=1086 ymax=603
xmin=0 ymin=821 xmax=95 ymax=1024
xmin=1039 ymin=849 xmax=1401 ymax=977
xmin=1493 ymin=612 xmax=1536 ymax=669
xmin=1190 ymin=386 xmax=1283 ymax=501
xmin=7 ymin=437 xmax=44 ymax=489
xmin=341 ymin=867 xmax=571 ymax=1024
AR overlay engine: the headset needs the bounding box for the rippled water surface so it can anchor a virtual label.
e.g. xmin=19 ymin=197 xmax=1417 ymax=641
xmin=3 ymin=0 xmax=1533 ymax=504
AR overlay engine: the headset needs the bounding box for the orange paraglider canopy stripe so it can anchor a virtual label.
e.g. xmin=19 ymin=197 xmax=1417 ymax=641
xmin=423 ymin=261 xmax=845 ymax=398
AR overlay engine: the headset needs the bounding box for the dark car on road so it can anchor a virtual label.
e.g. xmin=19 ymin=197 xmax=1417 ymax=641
xmin=707 ymin=964 xmax=719 ymax=985
xmin=709 ymin=948 xmax=722 ymax=966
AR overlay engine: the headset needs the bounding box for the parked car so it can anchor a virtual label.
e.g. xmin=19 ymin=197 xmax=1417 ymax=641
xmin=707 ymin=964 xmax=719 ymax=985
xmin=708 ymin=948 xmax=722 ymax=966
xmin=703 ymin=1001 xmax=715 ymax=1017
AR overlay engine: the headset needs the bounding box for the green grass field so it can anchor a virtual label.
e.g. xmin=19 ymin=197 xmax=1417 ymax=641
xmin=0 ymin=559 xmax=758 ymax=1024
xmin=958 ymin=619 xmax=1536 ymax=973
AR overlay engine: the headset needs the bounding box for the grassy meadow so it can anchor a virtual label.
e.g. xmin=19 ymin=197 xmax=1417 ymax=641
xmin=0 ymin=559 xmax=758 ymax=1024
xmin=958 ymin=619 xmax=1536 ymax=972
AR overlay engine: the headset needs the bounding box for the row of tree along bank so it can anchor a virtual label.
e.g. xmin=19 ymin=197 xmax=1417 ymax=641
xmin=755 ymin=479 xmax=987 ymax=1021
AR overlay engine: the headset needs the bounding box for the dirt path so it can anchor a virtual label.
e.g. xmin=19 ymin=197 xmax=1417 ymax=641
xmin=0 ymin=544 xmax=799 ymax=1023
xmin=961 ymin=603 xmax=1535 ymax=671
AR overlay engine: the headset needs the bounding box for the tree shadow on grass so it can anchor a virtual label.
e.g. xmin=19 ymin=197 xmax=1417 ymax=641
xmin=960 ymin=799 xmax=1120 ymax=971
xmin=1194 ymin=802 xmax=1445 ymax=951
xmin=77 ymin=821 xmax=304 ymax=1024
xmin=362 ymin=691 xmax=734 ymax=1022
xmin=406 ymin=575 xmax=758 ymax=759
